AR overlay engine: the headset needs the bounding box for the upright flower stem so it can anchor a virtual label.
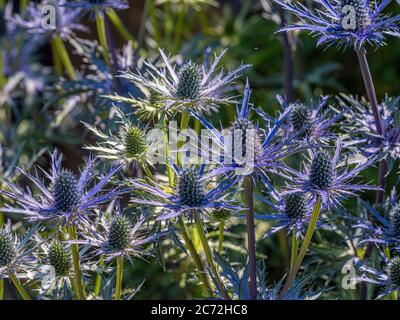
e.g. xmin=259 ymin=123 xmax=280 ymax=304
xmin=178 ymin=218 xmax=214 ymax=296
xmin=114 ymin=256 xmax=124 ymax=300
xmin=355 ymin=47 xmax=386 ymax=204
xmin=9 ymin=274 xmax=30 ymax=300
xmin=96 ymin=13 xmax=112 ymax=71
xmin=243 ymin=175 xmax=257 ymax=300
xmin=94 ymin=255 xmax=104 ymax=297
xmin=0 ymin=278 xmax=4 ymax=300
xmin=218 ymin=221 xmax=224 ymax=254
xmin=279 ymin=196 xmax=322 ymax=299
xmin=68 ymin=226 xmax=85 ymax=300
xmin=106 ymin=9 xmax=139 ymax=47
xmin=290 ymin=227 xmax=298 ymax=271
xmin=356 ymin=46 xmax=387 ymax=299
xmin=52 ymin=35 xmax=76 ymax=80
xmin=195 ymin=212 xmax=230 ymax=300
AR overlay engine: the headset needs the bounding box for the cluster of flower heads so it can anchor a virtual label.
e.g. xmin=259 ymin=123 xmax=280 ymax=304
xmin=1 ymin=0 xmax=400 ymax=301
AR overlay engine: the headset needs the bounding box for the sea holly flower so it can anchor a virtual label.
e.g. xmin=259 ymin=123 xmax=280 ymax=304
xmin=0 ymin=151 xmax=123 ymax=227
xmin=275 ymin=0 xmax=400 ymax=49
xmin=75 ymin=206 xmax=159 ymax=263
xmin=15 ymin=0 xmax=87 ymax=39
xmin=130 ymin=165 xmax=241 ymax=221
xmin=34 ymin=240 xmax=74 ymax=299
xmin=275 ymin=95 xmax=344 ymax=143
xmin=82 ymin=108 xmax=156 ymax=171
xmin=116 ymin=48 xmax=250 ymax=115
xmin=339 ymin=94 xmax=400 ymax=168
xmin=255 ymin=179 xmax=328 ymax=238
xmin=64 ymin=0 xmax=129 ymax=14
xmin=356 ymin=252 xmax=400 ymax=298
xmin=284 ymin=138 xmax=380 ymax=208
xmin=191 ymin=81 xmax=303 ymax=178
xmin=0 ymin=224 xmax=38 ymax=280
xmin=354 ymin=197 xmax=400 ymax=248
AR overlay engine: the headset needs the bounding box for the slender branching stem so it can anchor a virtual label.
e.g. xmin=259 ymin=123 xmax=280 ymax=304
xmin=9 ymin=274 xmax=30 ymax=300
xmin=243 ymin=175 xmax=257 ymax=300
xmin=195 ymin=213 xmax=230 ymax=300
xmin=68 ymin=225 xmax=85 ymax=300
xmin=279 ymin=196 xmax=322 ymax=299
xmin=114 ymin=256 xmax=124 ymax=300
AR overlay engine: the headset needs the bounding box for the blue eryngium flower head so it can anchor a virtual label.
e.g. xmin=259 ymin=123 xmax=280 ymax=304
xmin=16 ymin=0 xmax=87 ymax=39
xmin=285 ymin=138 xmax=380 ymax=208
xmin=339 ymin=94 xmax=400 ymax=168
xmin=191 ymin=80 xmax=305 ymax=178
xmin=354 ymin=196 xmax=400 ymax=248
xmin=0 ymin=224 xmax=37 ymax=279
xmin=255 ymin=179 xmax=328 ymax=238
xmin=64 ymin=0 xmax=129 ymax=15
xmin=0 ymin=151 xmax=123 ymax=227
xmin=276 ymin=95 xmax=344 ymax=143
xmin=357 ymin=251 xmax=400 ymax=298
xmin=76 ymin=205 xmax=159 ymax=262
xmin=118 ymin=48 xmax=250 ymax=115
xmin=275 ymin=0 xmax=400 ymax=49
xmin=130 ymin=165 xmax=242 ymax=221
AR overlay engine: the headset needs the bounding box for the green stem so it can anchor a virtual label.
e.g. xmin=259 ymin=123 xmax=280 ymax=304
xmin=94 ymin=255 xmax=104 ymax=297
xmin=290 ymin=228 xmax=298 ymax=271
xmin=114 ymin=256 xmax=124 ymax=300
xmin=195 ymin=213 xmax=229 ymax=300
xmin=279 ymin=196 xmax=322 ymax=299
xmin=218 ymin=221 xmax=224 ymax=255
xmin=178 ymin=218 xmax=213 ymax=296
xmin=50 ymin=39 xmax=63 ymax=76
xmin=0 ymin=49 xmax=6 ymax=89
xmin=52 ymin=35 xmax=76 ymax=80
xmin=0 ymin=278 xmax=4 ymax=300
xmin=68 ymin=226 xmax=85 ymax=300
xmin=106 ymin=9 xmax=139 ymax=46
xmin=9 ymin=274 xmax=30 ymax=300
xmin=96 ymin=13 xmax=112 ymax=70
xmin=173 ymin=3 xmax=186 ymax=52
xmin=141 ymin=163 xmax=155 ymax=181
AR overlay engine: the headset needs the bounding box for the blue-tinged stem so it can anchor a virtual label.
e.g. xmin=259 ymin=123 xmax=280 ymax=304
xmin=244 ymin=175 xmax=257 ymax=300
xmin=356 ymin=46 xmax=387 ymax=299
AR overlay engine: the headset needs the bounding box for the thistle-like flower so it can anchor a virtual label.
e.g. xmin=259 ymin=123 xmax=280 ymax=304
xmin=76 ymin=206 xmax=158 ymax=262
xmin=355 ymin=197 xmax=400 ymax=248
xmin=192 ymin=81 xmax=303 ymax=178
xmin=285 ymin=138 xmax=380 ymax=207
xmin=276 ymin=95 xmax=344 ymax=143
xmin=357 ymin=252 xmax=400 ymax=298
xmin=255 ymin=178 xmax=327 ymax=238
xmin=339 ymin=94 xmax=400 ymax=165
xmin=130 ymin=165 xmax=241 ymax=221
xmin=83 ymin=108 xmax=155 ymax=169
xmin=64 ymin=0 xmax=129 ymax=14
xmin=115 ymin=48 xmax=250 ymax=115
xmin=15 ymin=0 xmax=87 ymax=39
xmin=0 ymin=224 xmax=37 ymax=279
xmin=275 ymin=0 xmax=400 ymax=49
xmin=1 ymin=151 xmax=123 ymax=227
